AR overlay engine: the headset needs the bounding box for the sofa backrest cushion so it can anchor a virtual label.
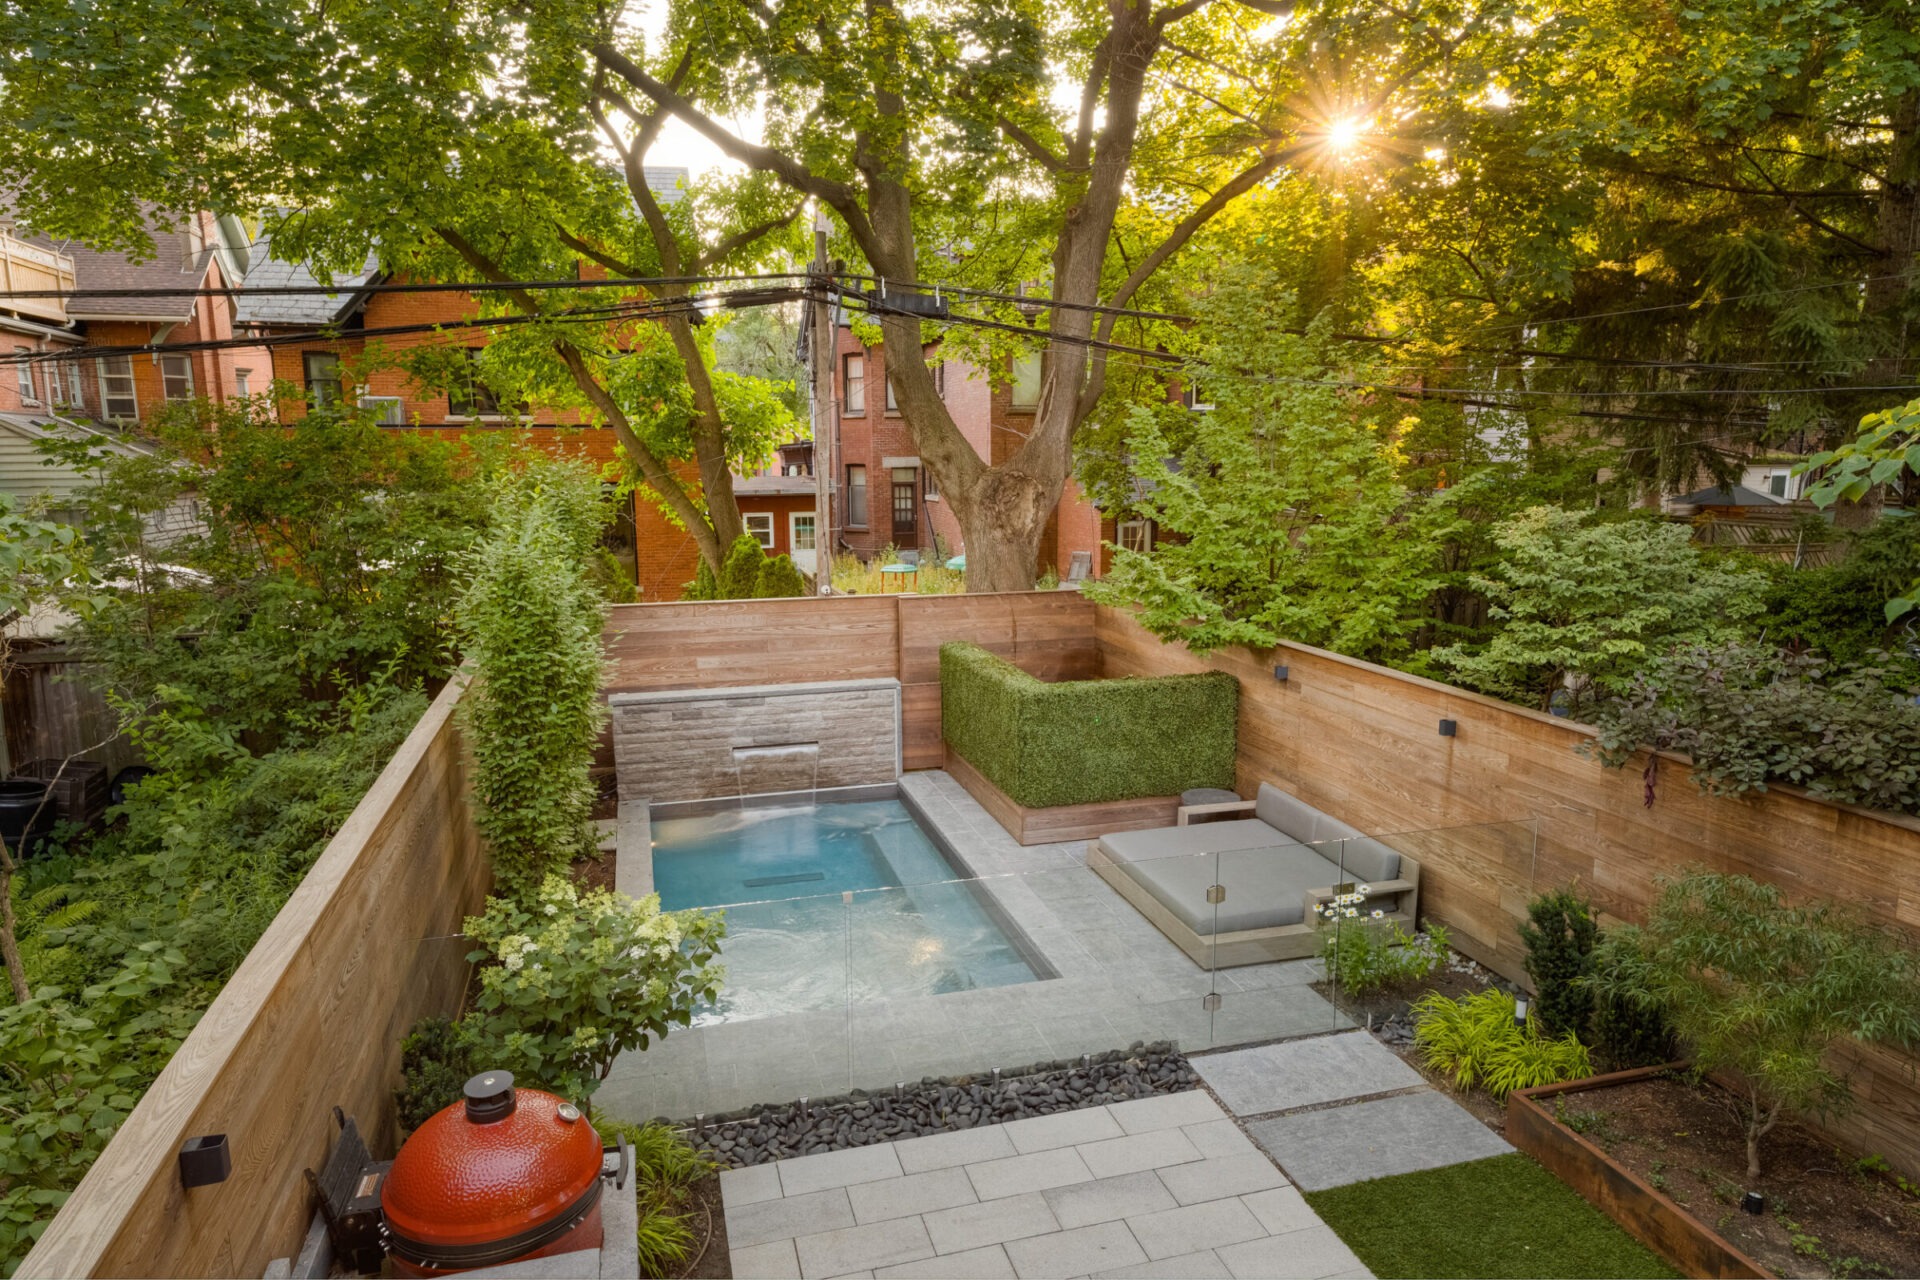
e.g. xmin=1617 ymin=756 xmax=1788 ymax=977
xmin=1328 ymin=836 xmax=1401 ymax=887
xmin=1254 ymin=783 xmax=1321 ymax=842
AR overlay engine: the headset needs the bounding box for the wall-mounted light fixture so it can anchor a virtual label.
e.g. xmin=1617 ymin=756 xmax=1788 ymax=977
xmin=179 ymin=1134 xmax=232 ymax=1189
xmin=1273 ymin=664 xmax=1290 ymax=682
xmin=1438 ymin=718 xmax=1458 ymax=737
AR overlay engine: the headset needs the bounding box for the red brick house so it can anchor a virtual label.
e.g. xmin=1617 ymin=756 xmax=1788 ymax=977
xmin=827 ymin=320 xmax=1113 ymax=580
xmin=1 ymin=209 xmax=267 ymax=426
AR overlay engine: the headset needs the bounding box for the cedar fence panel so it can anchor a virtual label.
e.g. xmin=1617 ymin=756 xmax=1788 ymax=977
xmin=18 ymin=676 xmax=488 ymax=1279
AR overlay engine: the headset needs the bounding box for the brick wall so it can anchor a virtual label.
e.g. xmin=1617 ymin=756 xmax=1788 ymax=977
xmin=0 ymin=331 xmax=81 ymax=414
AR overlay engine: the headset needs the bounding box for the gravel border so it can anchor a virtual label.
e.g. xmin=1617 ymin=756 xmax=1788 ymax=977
xmin=680 ymin=1041 xmax=1197 ymax=1167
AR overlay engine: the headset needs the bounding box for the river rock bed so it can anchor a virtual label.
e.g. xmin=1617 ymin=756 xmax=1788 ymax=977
xmin=681 ymin=1042 xmax=1197 ymax=1167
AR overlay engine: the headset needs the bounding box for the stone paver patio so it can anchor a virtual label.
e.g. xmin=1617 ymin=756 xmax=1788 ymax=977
xmin=723 ymin=1092 xmax=1369 ymax=1280
xmin=1195 ymin=1031 xmax=1514 ymax=1192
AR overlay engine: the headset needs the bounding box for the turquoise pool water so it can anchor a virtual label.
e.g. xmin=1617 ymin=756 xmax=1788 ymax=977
xmin=651 ymin=800 xmax=1040 ymax=1021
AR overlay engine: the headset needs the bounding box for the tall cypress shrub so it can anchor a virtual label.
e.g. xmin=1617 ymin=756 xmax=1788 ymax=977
xmin=719 ymin=534 xmax=765 ymax=599
xmin=458 ymin=467 xmax=609 ymax=899
xmin=1518 ymin=888 xmax=1599 ymax=1037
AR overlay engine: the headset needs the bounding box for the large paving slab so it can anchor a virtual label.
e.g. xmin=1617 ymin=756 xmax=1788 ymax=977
xmin=1191 ymin=1031 xmax=1423 ymax=1116
xmin=725 ymin=1093 xmax=1375 ymax=1279
xmin=1245 ymin=1090 xmax=1514 ymax=1191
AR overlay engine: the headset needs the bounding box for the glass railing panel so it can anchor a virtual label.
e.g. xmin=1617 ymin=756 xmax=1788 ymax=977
xmin=596 ymin=887 xmax=854 ymax=1125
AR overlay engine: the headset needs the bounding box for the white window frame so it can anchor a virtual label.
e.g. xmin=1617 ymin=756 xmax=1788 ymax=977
xmin=14 ymin=348 xmax=36 ymax=405
xmin=304 ymin=351 xmax=343 ymax=406
xmin=846 ymin=464 xmax=869 ymax=528
xmin=234 ymin=368 xmax=252 ymax=398
xmin=843 ymin=353 xmax=866 ymax=414
xmin=790 ymin=512 xmax=817 ymax=553
xmin=743 ymin=512 xmax=775 ymax=549
xmin=159 ymin=353 xmax=194 ymax=401
xmin=1118 ymin=519 xmax=1154 ymax=555
xmin=358 ymin=394 xmax=405 ymax=425
xmin=1184 ymin=382 xmax=1215 ymax=411
xmin=1010 ymin=352 xmax=1043 ymax=410
xmin=64 ymin=359 xmax=84 ymax=408
xmin=98 ymin=354 xmax=139 ymax=420
xmin=886 ymin=374 xmax=898 ymax=414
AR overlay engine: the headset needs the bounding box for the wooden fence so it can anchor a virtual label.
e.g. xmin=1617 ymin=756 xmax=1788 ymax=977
xmin=18 ymin=676 xmax=488 ymax=1279
xmin=1094 ymin=604 xmax=1920 ymax=1175
xmin=601 ymin=593 xmax=1099 ymax=770
xmin=1 ymin=650 xmax=143 ymax=778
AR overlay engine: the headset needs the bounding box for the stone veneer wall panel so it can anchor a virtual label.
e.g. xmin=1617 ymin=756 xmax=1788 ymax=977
xmin=611 ymin=678 xmax=902 ymax=803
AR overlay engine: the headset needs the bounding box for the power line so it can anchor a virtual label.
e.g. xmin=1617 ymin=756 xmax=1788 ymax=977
xmin=0 ymin=271 xmax=815 ymax=301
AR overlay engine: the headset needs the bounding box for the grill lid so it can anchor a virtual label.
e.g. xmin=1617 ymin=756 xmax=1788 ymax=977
xmin=381 ymin=1072 xmax=603 ymax=1261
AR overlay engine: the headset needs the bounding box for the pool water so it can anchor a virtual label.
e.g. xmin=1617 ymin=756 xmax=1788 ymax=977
xmin=651 ymin=800 xmax=1040 ymax=1022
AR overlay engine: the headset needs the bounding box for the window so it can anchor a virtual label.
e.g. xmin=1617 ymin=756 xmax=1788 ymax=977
xmin=159 ymin=353 xmax=194 ymax=401
xmin=1184 ymin=382 xmax=1214 ymax=411
xmin=449 ymin=349 xmax=512 ymax=418
xmin=235 ymin=368 xmax=252 ymax=398
xmin=743 ymin=512 xmax=775 ymax=549
xmin=98 ymin=354 xmax=139 ymax=419
xmin=14 ymin=348 xmax=35 ymax=404
xmin=1118 ymin=519 xmax=1154 ymax=555
xmin=923 ymin=466 xmax=940 ymax=502
xmin=358 ymin=395 xmax=405 ymax=425
xmin=843 ymin=353 xmax=866 ymax=414
xmin=64 ymin=360 xmax=83 ymax=408
xmin=1767 ymin=472 xmax=1792 ymax=498
xmin=1011 ymin=352 xmax=1042 ymax=409
xmin=846 ymin=464 xmax=868 ymax=527
xmin=303 ymin=351 xmax=343 ymax=406
xmin=790 ymin=513 xmax=816 ymax=553
xmin=886 ymin=375 xmax=897 ymax=413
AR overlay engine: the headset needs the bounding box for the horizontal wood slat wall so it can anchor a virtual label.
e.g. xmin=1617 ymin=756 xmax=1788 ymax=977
xmin=1094 ymin=603 xmax=1920 ymax=1175
xmin=601 ymin=593 xmax=1100 ymax=771
xmin=19 ymin=677 xmax=489 ymax=1280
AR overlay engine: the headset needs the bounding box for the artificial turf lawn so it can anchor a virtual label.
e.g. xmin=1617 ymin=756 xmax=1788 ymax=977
xmin=1303 ymin=1152 xmax=1681 ymax=1279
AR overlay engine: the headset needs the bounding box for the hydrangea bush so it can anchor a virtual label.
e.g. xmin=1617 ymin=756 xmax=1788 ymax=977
xmin=461 ymin=877 xmax=725 ymax=1105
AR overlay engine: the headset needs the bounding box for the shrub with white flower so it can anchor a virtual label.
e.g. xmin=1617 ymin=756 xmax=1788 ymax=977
xmin=1314 ymin=885 xmax=1450 ymax=997
xmin=461 ymin=876 xmax=725 ymax=1104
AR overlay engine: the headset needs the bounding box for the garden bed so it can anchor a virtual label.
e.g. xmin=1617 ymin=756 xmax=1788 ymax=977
xmin=1512 ymin=1067 xmax=1920 ymax=1279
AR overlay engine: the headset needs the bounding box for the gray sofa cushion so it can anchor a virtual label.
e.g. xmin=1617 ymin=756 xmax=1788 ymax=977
xmin=1253 ymin=783 xmax=1325 ymax=842
xmin=1106 ymin=842 xmax=1345 ymax=935
xmin=1098 ymin=819 xmax=1286 ymax=862
xmin=1315 ymin=835 xmax=1402 ymax=886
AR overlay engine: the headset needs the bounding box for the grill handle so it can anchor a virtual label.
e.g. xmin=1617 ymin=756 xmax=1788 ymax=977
xmin=605 ymin=1135 xmax=632 ymax=1191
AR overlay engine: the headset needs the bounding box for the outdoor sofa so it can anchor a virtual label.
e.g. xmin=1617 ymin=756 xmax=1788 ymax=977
xmin=1086 ymin=782 xmax=1422 ymax=968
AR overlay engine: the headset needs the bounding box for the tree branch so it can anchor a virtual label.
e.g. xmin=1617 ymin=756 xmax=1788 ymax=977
xmin=999 ymin=116 xmax=1080 ymax=173
xmin=555 ymin=226 xmax=645 ymax=280
xmin=431 ymin=226 xmax=722 ymax=564
xmin=694 ymin=202 xmax=806 ymax=273
xmin=1076 ymin=150 xmax=1283 ymax=422
xmin=592 ymin=41 xmax=881 ymax=259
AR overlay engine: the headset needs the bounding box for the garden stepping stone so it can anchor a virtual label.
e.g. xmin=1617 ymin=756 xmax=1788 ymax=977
xmin=1192 ymin=1031 xmax=1423 ymax=1116
xmin=1245 ymin=1091 xmax=1513 ymax=1191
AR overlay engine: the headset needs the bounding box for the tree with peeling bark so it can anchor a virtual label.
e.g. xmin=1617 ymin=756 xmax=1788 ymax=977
xmin=0 ymin=3 xmax=806 ymax=576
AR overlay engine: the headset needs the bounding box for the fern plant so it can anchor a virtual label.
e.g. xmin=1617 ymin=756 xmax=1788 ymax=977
xmin=9 ymin=882 xmax=100 ymax=988
xmin=1413 ymin=988 xmax=1593 ymax=1100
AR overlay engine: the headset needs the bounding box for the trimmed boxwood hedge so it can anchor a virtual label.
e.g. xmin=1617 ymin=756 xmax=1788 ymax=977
xmin=940 ymin=641 xmax=1238 ymax=808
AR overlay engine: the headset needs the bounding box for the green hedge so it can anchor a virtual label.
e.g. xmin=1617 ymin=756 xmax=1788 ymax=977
xmin=940 ymin=642 xmax=1238 ymax=808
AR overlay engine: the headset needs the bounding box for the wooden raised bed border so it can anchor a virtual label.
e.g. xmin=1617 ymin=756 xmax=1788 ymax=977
xmin=944 ymin=750 xmax=1179 ymax=846
xmin=1508 ymin=1064 xmax=1773 ymax=1279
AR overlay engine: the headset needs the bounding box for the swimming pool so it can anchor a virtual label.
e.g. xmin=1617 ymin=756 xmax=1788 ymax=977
xmin=650 ymin=799 xmax=1042 ymax=1022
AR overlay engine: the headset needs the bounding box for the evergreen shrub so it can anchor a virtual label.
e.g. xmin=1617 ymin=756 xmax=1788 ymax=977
xmin=1518 ymin=888 xmax=1598 ymax=1037
xmin=939 ymin=642 xmax=1237 ymax=807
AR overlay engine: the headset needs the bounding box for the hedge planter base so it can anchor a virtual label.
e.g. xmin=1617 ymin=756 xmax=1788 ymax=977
xmin=1508 ymin=1065 xmax=1772 ymax=1279
xmin=946 ymin=752 xmax=1179 ymax=846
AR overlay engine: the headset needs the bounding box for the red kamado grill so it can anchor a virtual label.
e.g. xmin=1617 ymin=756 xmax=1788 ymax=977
xmin=380 ymin=1071 xmax=628 ymax=1276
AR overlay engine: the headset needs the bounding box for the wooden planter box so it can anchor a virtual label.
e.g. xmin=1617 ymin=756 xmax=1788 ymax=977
xmin=1508 ymin=1064 xmax=1774 ymax=1279
xmin=945 ymin=751 xmax=1179 ymax=846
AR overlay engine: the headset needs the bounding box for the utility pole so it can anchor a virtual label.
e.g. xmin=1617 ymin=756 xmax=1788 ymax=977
xmin=809 ymin=209 xmax=835 ymax=594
